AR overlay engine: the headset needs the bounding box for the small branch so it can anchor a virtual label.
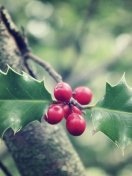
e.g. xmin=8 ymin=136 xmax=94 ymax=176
xmin=24 ymin=52 xmax=95 ymax=111
xmin=0 ymin=161 xmax=12 ymax=176
xmin=23 ymin=58 xmax=37 ymax=79
xmin=24 ymin=52 xmax=62 ymax=83
xmin=82 ymin=104 xmax=94 ymax=109
xmin=0 ymin=6 xmax=62 ymax=83
xmin=70 ymin=97 xmax=94 ymax=110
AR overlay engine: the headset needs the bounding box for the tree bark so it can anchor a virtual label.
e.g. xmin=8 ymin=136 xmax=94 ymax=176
xmin=0 ymin=6 xmax=86 ymax=176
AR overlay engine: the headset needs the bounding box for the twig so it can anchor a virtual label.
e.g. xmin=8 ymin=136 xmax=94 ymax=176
xmin=70 ymin=97 xmax=93 ymax=110
xmin=24 ymin=52 xmax=62 ymax=83
xmin=24 ymin=53 xmax=94 ymax=110
xmin=23 ymin=57 xmax=37 ymax=79
xmin=0 ymin=161 xmax=12 ymax=176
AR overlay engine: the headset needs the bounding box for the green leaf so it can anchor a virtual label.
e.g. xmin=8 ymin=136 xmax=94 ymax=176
xmin=0 ymin=66 xmax=52 ymax=137
xmin=92 ymin=75 xmax=132 ymax=149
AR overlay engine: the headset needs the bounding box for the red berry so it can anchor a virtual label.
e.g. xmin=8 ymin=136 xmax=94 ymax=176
xmin=45 ymin=105 xmax=64 ymax=124
xmin=63 ymin=104 xmax=82 ymax=119
xmin=66 ymin=113 xmax=86 ymax=136
xmin=49 ymin=103 xmax=62 ymax=109
xmin=73 ymin=86 xmax=92 ymax=105
xmin=44 ymin=114 xmax=48 ymax=121
xmin=54 ymin=82 xmax=72 ymax=102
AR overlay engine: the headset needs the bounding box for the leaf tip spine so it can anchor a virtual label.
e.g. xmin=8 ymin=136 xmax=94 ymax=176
xmin=120 ymin=72 xmax=126 ymax=83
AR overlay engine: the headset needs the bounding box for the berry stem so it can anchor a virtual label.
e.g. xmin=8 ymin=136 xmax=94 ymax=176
xmin=82 ymin=105 xmax=94 ymax=109
xmin=70 ymin=97 xmax=94 ymax=110
xmin=70 ymin=97 xmax=83 ymax=110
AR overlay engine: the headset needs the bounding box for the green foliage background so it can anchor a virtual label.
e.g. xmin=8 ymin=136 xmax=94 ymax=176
xmin=0 ymin=0 xmax=132 ymax=175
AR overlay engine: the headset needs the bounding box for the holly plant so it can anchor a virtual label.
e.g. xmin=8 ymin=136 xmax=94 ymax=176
xmin=0 ymin=65 xmax=132 ymax=151
xmin=0 ymin=5 xmax=131 ymax=152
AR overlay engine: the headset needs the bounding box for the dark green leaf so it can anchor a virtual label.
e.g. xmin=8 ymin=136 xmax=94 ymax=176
xmin=92 ymin=75 xmax=132 ymax=149
xmin=0 ymin=66 xmax=52 ymax=137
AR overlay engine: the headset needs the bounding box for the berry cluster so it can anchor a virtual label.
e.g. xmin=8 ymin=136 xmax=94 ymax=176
xmin=43 ymin=82 xmax=92 ymax=136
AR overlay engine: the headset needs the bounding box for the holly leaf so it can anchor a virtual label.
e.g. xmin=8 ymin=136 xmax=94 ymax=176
xmin=0 ymin=66 xmax=52 ymax=137
xmin=92 ymin=75 xmax=132 ymax=149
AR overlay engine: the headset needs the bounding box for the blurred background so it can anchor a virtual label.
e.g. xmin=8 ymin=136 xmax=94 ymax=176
xmin=0 ymin=0 xmax=132 ymax=175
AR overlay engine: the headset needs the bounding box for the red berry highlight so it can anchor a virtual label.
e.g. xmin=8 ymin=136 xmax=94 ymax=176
xmin=45 ymin=105 xmax=64 ymax=125
xmin=73 ymin=86 xmax=92 ymax=105
xmin=66 ymin=113 xmax=86 ymax=136
xmin=63 ymin=104 xmax=82 ymax=119
xmin=54 ymin=82 xmax=72 ymax=102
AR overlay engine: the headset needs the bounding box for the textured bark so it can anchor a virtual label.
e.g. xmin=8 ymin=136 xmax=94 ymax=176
xmin=0 ymin=15 xmax=26 ymax=73
xmin=4 ymin=122 xmax=86 ymax=176
xmin=0 ymin=6 xmax=86 ymax=176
